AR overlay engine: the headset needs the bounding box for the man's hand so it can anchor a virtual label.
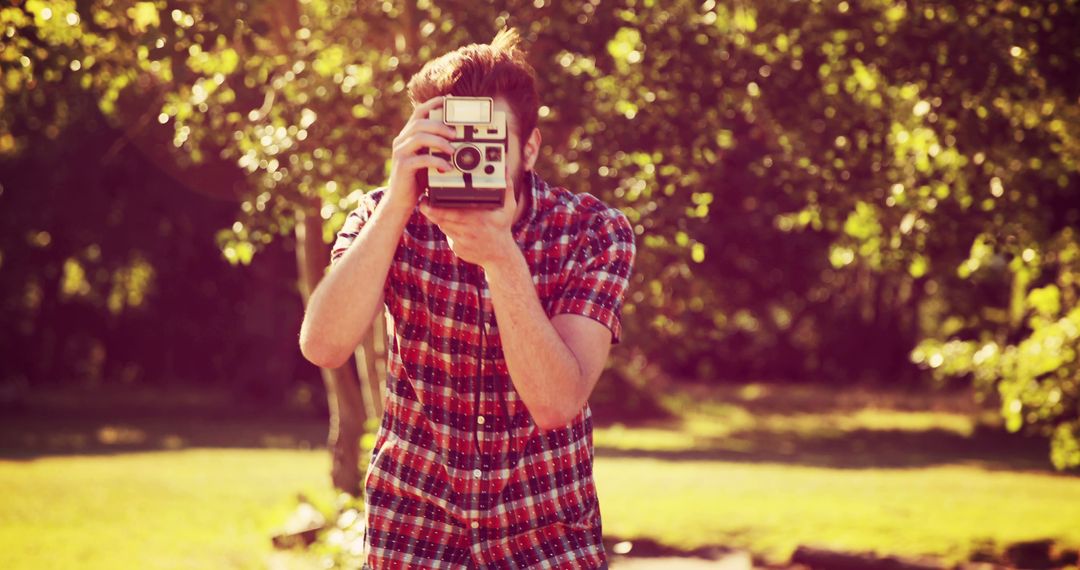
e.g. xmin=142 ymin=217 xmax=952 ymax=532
xmin=387 ymin=96 xmax=457 ymax=210
xmin=419 ymin=168 xmax=520 ymax=269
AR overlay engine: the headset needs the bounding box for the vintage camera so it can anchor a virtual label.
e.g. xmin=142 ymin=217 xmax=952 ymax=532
xmin=425 ymin=96 xmax=507 ymax=208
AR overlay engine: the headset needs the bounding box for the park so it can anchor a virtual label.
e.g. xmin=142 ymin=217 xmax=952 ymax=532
xmin=1 ymin=0 xmax=1078 ymax=568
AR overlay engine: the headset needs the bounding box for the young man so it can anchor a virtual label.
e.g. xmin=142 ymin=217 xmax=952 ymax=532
xmin=299 ymin=29 xmax=635 ymax=569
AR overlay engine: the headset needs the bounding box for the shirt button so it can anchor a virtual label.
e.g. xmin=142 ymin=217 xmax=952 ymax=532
xmin=473 ymin=468 xmax=482 ymax=478
xmin=477 ymin=416 xmax=486 ymax=425
xmin=471 ymin=521 xmax=480 ymax=529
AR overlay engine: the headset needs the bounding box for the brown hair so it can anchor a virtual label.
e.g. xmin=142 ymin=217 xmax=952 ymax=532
xmin=407 ymin=28 xmax=540 ymax=138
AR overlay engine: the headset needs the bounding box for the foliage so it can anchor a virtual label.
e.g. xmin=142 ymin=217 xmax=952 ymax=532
xmin=2 ymin=0 xmax=1078 ymax=468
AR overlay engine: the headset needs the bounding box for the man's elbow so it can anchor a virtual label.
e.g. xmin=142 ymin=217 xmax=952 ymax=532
xmin=532 ymin=373 xmax=595 ymax=431
xmin=532 ymin=403 xmax=582 ymax=432
xmin=299 ymin=334 xmax=351 ymax=370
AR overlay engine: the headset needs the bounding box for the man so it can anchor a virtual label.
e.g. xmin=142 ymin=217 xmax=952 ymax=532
xmin=299 ymin=28 xmax=635 ymax=570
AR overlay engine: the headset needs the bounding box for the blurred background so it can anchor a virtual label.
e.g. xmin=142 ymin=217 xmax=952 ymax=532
xmin=1 ymin=0 xmax=1078 ymax=569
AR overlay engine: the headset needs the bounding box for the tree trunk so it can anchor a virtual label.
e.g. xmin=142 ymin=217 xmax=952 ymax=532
xmin=33 ymin=270 xmax=63 ymax=385
xmin=357 ymin=318 xmax=385 ymax=422
xmin=278 ymin=0 xmax=389 ymax=495
xmin=294 ymin=198 xmax=368 ymax=495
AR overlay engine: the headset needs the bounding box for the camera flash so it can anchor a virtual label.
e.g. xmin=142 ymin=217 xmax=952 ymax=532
xmin=444 ymin=97 xmax=493 ymax=125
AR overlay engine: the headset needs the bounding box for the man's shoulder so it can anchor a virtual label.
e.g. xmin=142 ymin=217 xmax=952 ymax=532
xmin=540 ymin=184 xmax=633 ymax=240
xmin=340 ymin=186 xmax=389 ymax=218
xmin=364 ymin=186 xmax=390 ymax=207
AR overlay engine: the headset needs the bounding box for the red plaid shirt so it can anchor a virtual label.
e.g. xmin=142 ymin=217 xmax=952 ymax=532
xmin=329 ymin=171 xmax=635 ymax=569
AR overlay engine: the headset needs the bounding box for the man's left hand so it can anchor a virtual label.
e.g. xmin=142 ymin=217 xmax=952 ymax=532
xmin=419 ymin=172 xmax=519 ymax=269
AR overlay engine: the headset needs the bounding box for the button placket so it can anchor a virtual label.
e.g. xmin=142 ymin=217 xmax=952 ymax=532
xmin=470 ymin=264 xmax=486 ymax=457
xmin=480 ymin=277 xmax=493 ymax=332
xmin=476 ymin=276 xmax=494 ymax=454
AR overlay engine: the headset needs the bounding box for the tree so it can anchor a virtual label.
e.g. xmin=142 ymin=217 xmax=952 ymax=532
xmin=2 ymin=0 xmax=409 ymax=492
xmin=4 ymin=0 xmax=1077 ymax=472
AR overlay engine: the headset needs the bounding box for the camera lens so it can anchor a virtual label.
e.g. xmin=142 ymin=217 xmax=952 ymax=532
xmin=453 ymin=145 xmax=483 ymax=172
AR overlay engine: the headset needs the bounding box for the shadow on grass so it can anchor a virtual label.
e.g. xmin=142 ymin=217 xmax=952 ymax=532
xmin=594 ymin=423 xmax=1062 ymax=473
xmin=3 ymin=381 xmax=1070 ymax=477
xmin=590 ymin=380 xmax=1072 ymax=475
xmin=602 ymin=531 xmax=757 ymax=562
xmin=6 ymin=412 xmax=1057 ymax=476
xmin=600 ymin=532 xmax=1080 ymax=569
xmin=0 ymin=406 xmax=328 ymax=460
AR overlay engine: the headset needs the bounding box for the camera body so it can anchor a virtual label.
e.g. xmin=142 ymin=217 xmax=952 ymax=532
xmin=425 ymin=96 xmax=507 ymax=208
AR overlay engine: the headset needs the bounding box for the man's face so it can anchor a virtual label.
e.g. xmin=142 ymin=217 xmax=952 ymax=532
xmin=493 ymin=96 xmax=529 ymax=200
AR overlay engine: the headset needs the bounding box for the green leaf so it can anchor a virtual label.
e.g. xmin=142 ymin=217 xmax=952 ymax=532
xmin=908 ymin=254 xmax=928 ymax=278
xmin=127 ymin=1 xmax=159 ymax=32
xmin=691 ymin=243 xmax=706 ymax=263
xmin=606 ymin=27 xmax=641 ymax=64
xmin=1026 ymin=285 xmax=1061 ymax=318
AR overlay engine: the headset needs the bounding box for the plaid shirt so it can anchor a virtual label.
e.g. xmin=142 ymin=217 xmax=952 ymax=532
xmin=329 ymin=171 xmax=635 ymax=569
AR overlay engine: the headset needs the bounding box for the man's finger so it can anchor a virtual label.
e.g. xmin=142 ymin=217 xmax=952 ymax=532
xmin=428 ymin=208 xmax=479 ymax=225
xmin=422 ymin=213 xmax=472 ymax=238
xmin=421 ymin=201 xmax=486 ymax=223
xmin=435 ymin=218 xmax=472 ymax=233
xmin=410 ymin=95 xmax=446 ymax=121
xmin=419 ymin=201 xmax=452 ymax=220
xmin=418 ymin=201 xmax=439 ymax=223
xmin=402 ymin=154 xmax=453 ymax=174
xmin=419 ymin=203 xmax=469 ymax=227
xmin=396 ymin=132 xmax=456 ymax=157
xmin=399 ymin=118 xmax=458 ymax=143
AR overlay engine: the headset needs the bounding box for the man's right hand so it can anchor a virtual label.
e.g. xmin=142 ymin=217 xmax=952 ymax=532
xmin=387 ymin=95 xmax=458 ymax=209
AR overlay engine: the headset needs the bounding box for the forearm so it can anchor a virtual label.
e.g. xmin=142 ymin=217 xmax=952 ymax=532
xmin=484 ymin=246 xmax=585 ymax=430
xmin=300 ymin=196 xmax=412 ymax=369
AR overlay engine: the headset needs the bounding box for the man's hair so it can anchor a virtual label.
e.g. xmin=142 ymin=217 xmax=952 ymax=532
xmin=407 ymin=28 xmax=540 ymax=138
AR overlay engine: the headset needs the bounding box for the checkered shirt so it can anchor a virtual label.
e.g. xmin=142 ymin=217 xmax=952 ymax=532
xmin=328 ymin=171 xmax=635 ymax=569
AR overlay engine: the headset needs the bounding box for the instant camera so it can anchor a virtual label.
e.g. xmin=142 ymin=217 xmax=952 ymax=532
xmin=425 ymin=96 xmax=507 ymax=208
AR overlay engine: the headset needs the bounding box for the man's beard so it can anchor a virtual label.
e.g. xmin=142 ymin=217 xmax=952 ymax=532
xmin=514 ymin=168 xmax=529 ymax=205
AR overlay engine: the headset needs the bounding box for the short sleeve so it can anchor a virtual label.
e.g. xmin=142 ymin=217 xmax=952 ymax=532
xmin=329 ymin=192 xmax=379 ymax=268
xmin=548 ymin=212 xmax=636 ymax=344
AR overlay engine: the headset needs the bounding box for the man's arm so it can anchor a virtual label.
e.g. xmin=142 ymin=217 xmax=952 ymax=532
xmin=299 ymin=95 xmax=455 ymax=369
xmin=418 ymin=172 xmax=634 ymax=431
xmin=299 ymin=197 xmax=411 ymax=369
xmin=484 ymin=251 xmax=614 ymax=431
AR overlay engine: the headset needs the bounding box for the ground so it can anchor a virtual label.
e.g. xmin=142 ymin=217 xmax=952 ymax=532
xmin=0 ymin=381 xmax=1076 ymax=569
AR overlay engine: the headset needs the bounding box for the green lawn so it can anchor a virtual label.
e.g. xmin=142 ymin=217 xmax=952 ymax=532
xmin=596 ymin=458 xmax=1080 ymax=565
xmin=1 ymin=382 xmax=1077 ymax=569
xmin=0 ymin=449 xmax=334 ymax=570
xmin=593 ymin=382 xmax=1080 ymax=565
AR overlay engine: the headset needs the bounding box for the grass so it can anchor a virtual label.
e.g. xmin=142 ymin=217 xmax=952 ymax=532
xmin=591 ymin=382 xmax=1080 ymax=566
xmin=0 ymin=449 xmax=336 ymax=570
xmin=1 ymin=381 xmax=1077 ymax=568
xmin=596 ymin=458 xmax=1080 ymax=565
